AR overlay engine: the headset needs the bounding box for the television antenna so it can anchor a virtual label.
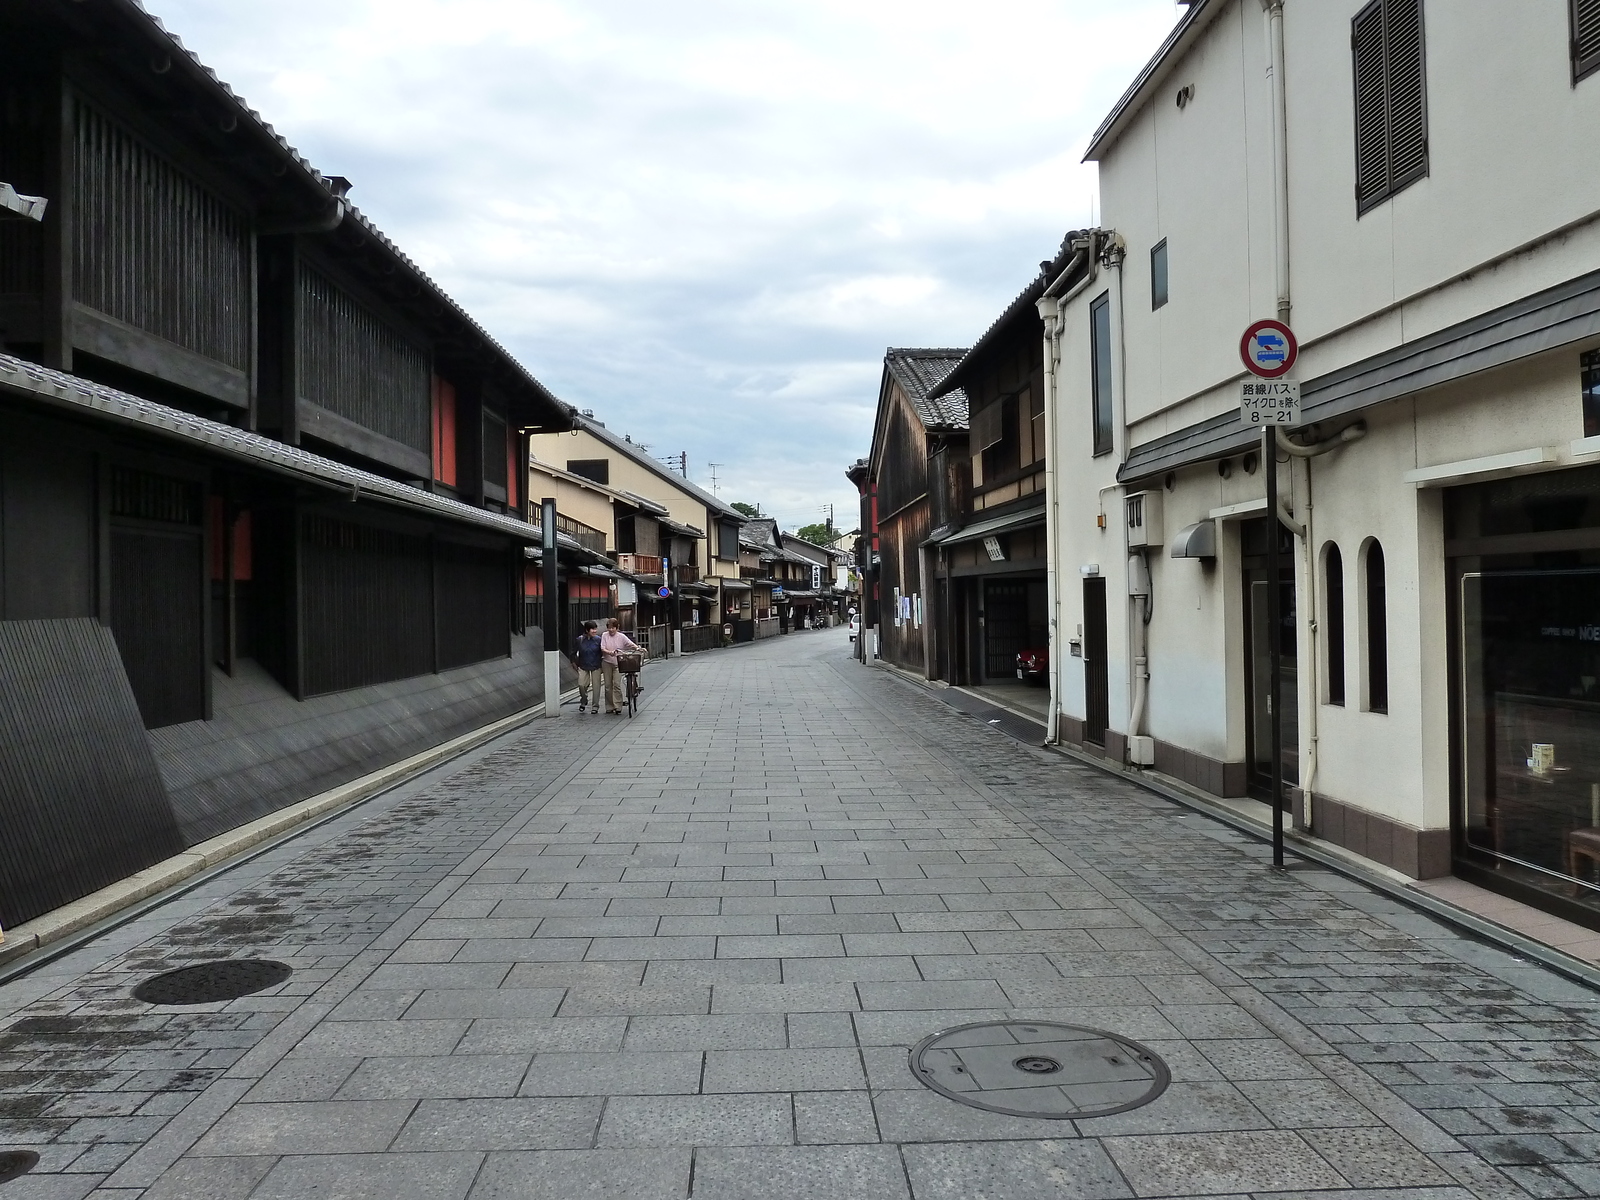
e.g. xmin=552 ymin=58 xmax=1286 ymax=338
xmin=706 ymin=463 xmax=723 ymax=496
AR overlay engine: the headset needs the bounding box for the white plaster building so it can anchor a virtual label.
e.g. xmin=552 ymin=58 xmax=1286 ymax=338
xmin=1042 ymin=0 xmax=1600 ymax=924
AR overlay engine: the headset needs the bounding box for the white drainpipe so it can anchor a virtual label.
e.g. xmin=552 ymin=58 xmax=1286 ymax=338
xmin=1037 ymin=234 xmax=1098 ymax=745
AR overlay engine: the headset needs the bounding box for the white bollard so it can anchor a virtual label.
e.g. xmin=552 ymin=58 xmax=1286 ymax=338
xmin=544 ymin=650 xmax=562 ymax=718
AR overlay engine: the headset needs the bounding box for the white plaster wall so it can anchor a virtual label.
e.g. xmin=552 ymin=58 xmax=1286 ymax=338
xmin=1053 ymin=0 xmax=1600 ymax=838
xmin=1287 ymin=1 xmax=1600 ymax=347
xmin=529 ymin=429 xmax=714 ymax=580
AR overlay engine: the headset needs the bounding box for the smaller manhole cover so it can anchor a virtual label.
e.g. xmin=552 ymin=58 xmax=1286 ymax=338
xmin=133 ymin=959 xmax=292 ymax=1006
xmin=0 ymin=1150 xmax=38 ymax=1183
xmin=910 ymin=1020 xmax=1170 ymax=1119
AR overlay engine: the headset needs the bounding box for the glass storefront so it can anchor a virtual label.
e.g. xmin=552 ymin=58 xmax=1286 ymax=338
xmin=1450 ymin=464 xmax=1600 ymax=919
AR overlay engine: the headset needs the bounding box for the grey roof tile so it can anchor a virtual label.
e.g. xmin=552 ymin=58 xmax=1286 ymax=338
xmin=883 ymin=349 xmax=969 ymax=431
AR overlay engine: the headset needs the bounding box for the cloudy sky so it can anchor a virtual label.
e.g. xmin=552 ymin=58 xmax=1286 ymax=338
xmin=153 ymin=0 xmax=1183 ymax=530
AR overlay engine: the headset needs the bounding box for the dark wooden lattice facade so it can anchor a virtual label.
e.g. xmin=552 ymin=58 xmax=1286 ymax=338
xmin=0 ymin=1 xmax=572 ymax=930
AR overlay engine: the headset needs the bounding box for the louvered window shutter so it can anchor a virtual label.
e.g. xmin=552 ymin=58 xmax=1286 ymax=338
xmin=1577 ymin=0 xmax=1600 ymax=82
xmin=970 ymin=400 xmax=1003 ymax=453
xmin=1351 ymin=0 xmax=1428 ymax=214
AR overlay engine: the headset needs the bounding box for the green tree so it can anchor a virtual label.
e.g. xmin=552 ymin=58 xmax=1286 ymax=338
xmin=793 ymin=522 xmax=834 ymax=545
xmin=731 ymin=501 xmax=762 ymax=517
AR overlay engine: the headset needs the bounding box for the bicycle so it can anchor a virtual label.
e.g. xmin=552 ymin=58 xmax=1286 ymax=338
xmin=617 ymin=650 xmax=644 ymax=718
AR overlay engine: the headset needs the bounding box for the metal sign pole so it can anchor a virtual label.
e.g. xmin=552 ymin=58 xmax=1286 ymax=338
xmin=542 ymin=497 xmax=560 ymax=718
xmin=1264 ymin=428 xmax=1284 ymax=868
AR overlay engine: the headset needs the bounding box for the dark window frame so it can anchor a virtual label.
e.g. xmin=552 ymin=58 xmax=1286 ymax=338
xmin=1583 ymin=350 xmax=1600 ymax=437
xmin=1150 ymin=239 xmax=1169 ymax=310
xmin=1364 ymin=539 xmax=1388 ymax=713
xmin=1089 ymin=292 xmax=1114 ymax=457
xmin=1325 ymin=542 xmax=1346 ymax=706
xmin=565 ymin=458 xmax=609 ymax=486
xmin=1351 ymin=0 xmax=1429 ymax=216
xmin=1575 ymin=0 xmax=1600 ymax=83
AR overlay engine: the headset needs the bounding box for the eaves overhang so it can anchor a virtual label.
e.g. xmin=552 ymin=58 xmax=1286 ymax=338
xmin=1084 ymin=0 xmax=1223 ymax=163
xmin=0 ymin=353 xmax=552 ymax=545
xmin=1118 ymin=265 xmax=1600 ymax=485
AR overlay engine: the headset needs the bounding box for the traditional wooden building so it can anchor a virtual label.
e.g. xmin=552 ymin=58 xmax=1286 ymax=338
xmin=529 ymin=415 xmax=744 ymax=631
xmin=864 ymin=349 xmax=969 ymax=675
xmin=0 ymin=2 xmax=574 ymax=930
xmin=924 ymin=238 xmax=1089 ymax=693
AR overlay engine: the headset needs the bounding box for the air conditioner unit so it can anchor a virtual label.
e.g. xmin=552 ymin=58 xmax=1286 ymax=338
xmin=1126 ymin=491 xmax=1164 ymax=548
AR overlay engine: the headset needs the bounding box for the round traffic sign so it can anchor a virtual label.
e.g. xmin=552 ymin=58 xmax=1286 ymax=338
xmin=657 ymin=586 xmax=672 ymax=598
xmin=1239 ymin=319 xmax=1298 ymax=378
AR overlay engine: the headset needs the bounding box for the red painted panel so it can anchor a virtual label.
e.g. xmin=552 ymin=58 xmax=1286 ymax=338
xmin=208 ymin=500 xmax=254 ymax=581
xmin=524 ymin=566 xmax=541 ymax=597
xmin=506 ymin=432 xmax=520 ymax=511
xmin=432 ymin=376 xmax=458 ymax=486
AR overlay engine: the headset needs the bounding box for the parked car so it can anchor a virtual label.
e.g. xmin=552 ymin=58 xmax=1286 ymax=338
xmin=848 ymin=614 xmax=860 ymax=641
xmin=1016 ymin=646 xmax=1048 ymax=685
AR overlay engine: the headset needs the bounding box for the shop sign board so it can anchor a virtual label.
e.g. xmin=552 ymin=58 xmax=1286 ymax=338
xmin=1239 ymin=379 xmax=1303 ymax=426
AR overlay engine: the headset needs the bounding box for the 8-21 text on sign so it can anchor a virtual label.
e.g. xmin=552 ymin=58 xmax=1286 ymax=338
xmin=1239 ymin=380 xmax=1302 ymax=426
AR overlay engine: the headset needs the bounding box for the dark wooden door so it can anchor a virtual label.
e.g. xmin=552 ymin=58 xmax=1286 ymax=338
xmin=1241 ymin=516 xmax=1298 ymax=797
xmin=983 ymin=580 xmax=1031 ymax=679
xmin=110 ymin=523 xmax=206 ymax=729
xmin=1083 ymin=577 xmax=1109 ymax=745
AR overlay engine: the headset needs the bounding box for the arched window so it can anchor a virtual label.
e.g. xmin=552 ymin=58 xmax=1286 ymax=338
xmin=1324 ymin=543 xmax=1345 ymax=706
xmin=1363 ymin=539 xmax=1388 ymax=713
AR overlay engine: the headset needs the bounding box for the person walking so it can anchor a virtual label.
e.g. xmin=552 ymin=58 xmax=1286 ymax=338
xmin=571 ymin=620 xmax=603 ymax=714
xmin=599 ymin=618 xmax=642 ymax=715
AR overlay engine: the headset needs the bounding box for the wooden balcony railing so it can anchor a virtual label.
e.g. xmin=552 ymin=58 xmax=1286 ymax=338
xmin=617 ymin=553 xmax=663 ymax=575
xmin=674 ymin=564 xmax=700 ymax=585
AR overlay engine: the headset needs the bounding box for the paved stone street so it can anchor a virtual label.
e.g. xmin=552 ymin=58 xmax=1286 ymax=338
xmin=2 ymin=629 xmax=1599 ymax=1198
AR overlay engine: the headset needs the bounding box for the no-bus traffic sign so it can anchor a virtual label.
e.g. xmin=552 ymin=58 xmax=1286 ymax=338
xmin=1239 ymin=319 xmax=1298 ymax=378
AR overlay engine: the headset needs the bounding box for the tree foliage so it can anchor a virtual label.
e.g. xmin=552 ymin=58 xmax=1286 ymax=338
xmin=730 ymin=501 xmax=762 ymax=517
xmin=793 ymin=522 xmax=835 ymax=545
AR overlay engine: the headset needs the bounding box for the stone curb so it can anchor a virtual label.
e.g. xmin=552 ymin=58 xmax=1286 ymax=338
xmin=0 ymin=690 xmax=576 ymax=970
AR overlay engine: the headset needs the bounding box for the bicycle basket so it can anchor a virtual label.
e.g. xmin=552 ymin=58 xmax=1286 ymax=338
xmin=616 ymin=651 xmax=644 ymax=674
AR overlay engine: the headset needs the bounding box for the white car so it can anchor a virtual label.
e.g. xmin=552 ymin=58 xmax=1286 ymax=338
xmin=848 ymin=614 xmax=859 ymax=641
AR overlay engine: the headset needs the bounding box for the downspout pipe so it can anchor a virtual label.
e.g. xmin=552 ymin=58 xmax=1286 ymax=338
xmin=1036 ymin=232 xmax=1099 ymax=745
xmin=1262 ymin=0 xmax=1291 ymax=325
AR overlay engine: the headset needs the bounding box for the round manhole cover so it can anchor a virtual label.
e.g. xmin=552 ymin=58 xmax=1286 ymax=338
xmin=133 ymin=960 xmax=292 ymax=1006
xmin=909 ymin=1020 xmax=1170 ymax=1119
xmin=0 ymin=1150 xmax=39 ymax=1183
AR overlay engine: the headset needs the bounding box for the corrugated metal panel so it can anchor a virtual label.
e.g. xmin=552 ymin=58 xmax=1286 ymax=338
xmin=0 ymin=618 xmax=183 ymax=926
xmin=151 ymin=638 xmax=552 ymax=845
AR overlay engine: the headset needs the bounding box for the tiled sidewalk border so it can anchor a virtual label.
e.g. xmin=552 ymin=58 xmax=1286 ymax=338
xmin=864 ymin=657 xmax=1600 ymax=994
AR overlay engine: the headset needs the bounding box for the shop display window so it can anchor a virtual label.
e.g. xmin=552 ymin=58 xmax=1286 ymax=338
xmin=1451 ymin=464 xmax=1600 ymax=915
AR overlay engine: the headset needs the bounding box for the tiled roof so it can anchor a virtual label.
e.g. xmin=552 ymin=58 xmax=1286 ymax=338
xmin=106 ymin=0 xmax=569 ymax=426
xmin=0 ymin=354 xmax=587 ymax=550
xmin=927 ymin=232 xmax=1094 ymax=401
xmin=884 ymin=349 xmax=969 ymax=431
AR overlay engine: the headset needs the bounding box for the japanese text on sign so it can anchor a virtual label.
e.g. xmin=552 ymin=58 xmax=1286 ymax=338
xmin=1239 ymin=380 xmax=1302 ymax=426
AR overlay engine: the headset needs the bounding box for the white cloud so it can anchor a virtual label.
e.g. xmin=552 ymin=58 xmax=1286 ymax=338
xmin=150 ymin=0 xmax=1182 ymax=528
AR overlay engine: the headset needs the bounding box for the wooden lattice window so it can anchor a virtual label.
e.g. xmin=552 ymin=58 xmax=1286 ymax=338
xmin=1351 ymin=0 xmax=1428 ymax=214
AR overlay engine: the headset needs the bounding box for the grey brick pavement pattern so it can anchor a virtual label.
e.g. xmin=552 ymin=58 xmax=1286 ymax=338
xmin=0 ymin=630 xmax=1595 ymax=1196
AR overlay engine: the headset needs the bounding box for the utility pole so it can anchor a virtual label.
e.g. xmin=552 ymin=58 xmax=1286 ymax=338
xmin=819 ymin=503 xmax=835 ymax=536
